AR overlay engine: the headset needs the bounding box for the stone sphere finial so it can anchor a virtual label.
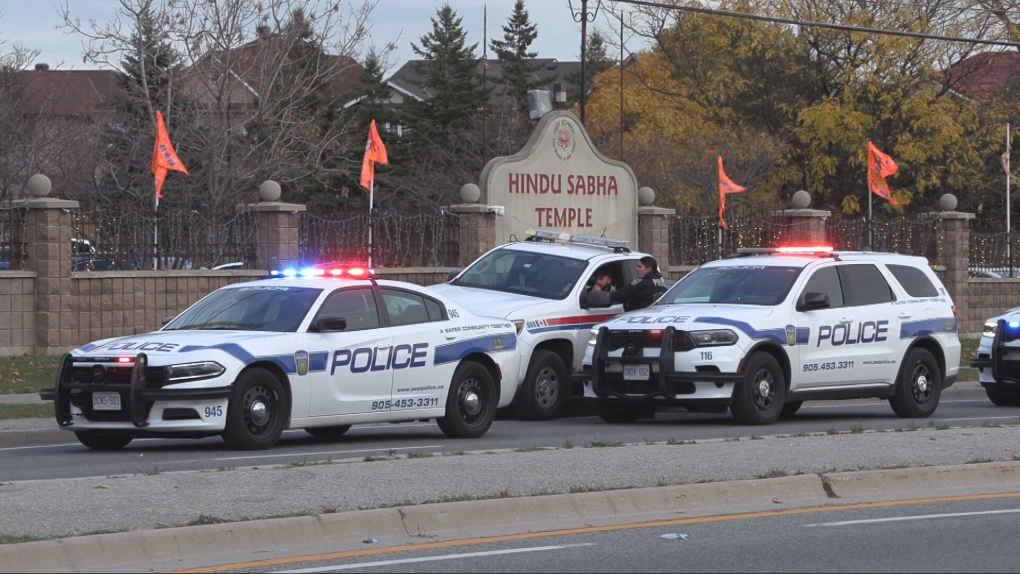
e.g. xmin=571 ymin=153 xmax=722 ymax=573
xmin=259 ymin=180 xmax=281 ymax=202
xmin=637 ymin=187 xmax=655 ymax=206
xmin=460 ymin=183 xmax=481 ymax=204
xmin=939 ymin=193 xmax=958 ymax=212
xmin=27 ymin=174 xmax=52 ymax=198
xmin=792 ymin=190 xmax=811 ymax=209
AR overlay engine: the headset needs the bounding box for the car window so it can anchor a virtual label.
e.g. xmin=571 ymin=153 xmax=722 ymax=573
xmin=164 ymin=286 xmax=322 ymax=332
xmin=799 ymin=266 xmax=844 ymax=308
xmin=839 ymin=264 xmax=895 ymax=306
xmin=317 ymin=287 xmax=380 ymax=331
xmin=381 ymin=288 xmax=443 ymax=326
xmin=451 ymin=248 xmax=588 ymax=300
xmin=659 ymin=265 xmax=801 ymax=306
xmin=885 ymin=264 xmax=939 ymax=297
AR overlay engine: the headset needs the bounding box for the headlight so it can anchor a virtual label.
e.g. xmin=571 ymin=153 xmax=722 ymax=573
xmin=983 ymin=322 xmax=997 ymax=339
xmin=588 ymin=327 xmax=599 ymax=347
xmin=168 ymin=361 xmax=225 ymax=382
xmin=689 ymin=329 xmax=738 ymax=347
xmin=512 ymin=320 xmax=525 ymax=335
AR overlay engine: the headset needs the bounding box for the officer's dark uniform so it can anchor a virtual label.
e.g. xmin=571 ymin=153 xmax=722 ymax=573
xmin=611 ymin=270 xmax=666 ymax=311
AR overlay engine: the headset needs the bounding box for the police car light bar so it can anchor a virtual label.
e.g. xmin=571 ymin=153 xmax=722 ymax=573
xmin=525 ymin=228 xmax=630 ymax=250
xmin=270 ymin=263 xmax=375 ymax=279
xmin=736 ymin=245 xmax=834 ymax=256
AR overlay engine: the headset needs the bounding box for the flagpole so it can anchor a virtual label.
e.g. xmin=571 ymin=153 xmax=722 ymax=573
xmin=154 ymin=188 xmax=159 ymax=270
xmin=368 ymin=178 xmax=374 ymax=269
xmin=1008 ymin=123 xmax=1012 ymax=277
xmin=868 ymin=176 xmax=873 ymax=251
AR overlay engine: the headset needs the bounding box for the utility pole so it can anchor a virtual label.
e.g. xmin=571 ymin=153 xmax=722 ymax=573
xmin=569 ymin=0 xmax=602 ymax=126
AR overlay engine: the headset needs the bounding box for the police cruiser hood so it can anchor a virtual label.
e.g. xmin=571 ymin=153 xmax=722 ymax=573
xmin=429 ymin=284 xmax=547 ymax=319
xmin=601 ymin=304 xmax=776 ymax=331
xmin=72 ymin=330 xmax=280 ymax=365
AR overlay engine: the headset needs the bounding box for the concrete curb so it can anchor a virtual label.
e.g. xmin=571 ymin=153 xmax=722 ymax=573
xmin=3 ymin=462 xmax=1019 ymax=573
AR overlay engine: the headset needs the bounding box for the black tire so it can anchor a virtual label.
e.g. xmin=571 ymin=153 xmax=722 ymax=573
xmin=304 ymin=425 xmax=352 ymax=438
xmin=437 ymin=361 xmax=497 ymax=439
xmin=221 ymin=368 xmax=288 ymax=450
xmin=985 ymin=387 xmax=1020 ymax=407
xmin=596 ymin=402 xmax=642 ymax=423
xmin=889 ymin=348 xmax=942 ymax=418
xmin=513 ymin=349 xmax=568 ymax=421
xmin=730 ymin=353 xmax=785 ymax=425
xmin=780 ymin=401 xmax=803 ymax=419
xmin=75 ymin=432 xmax=132 ymax=450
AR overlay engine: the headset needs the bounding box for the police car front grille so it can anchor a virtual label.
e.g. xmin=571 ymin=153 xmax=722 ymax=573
xmin=70 ymin=365 xmax=169 ymax=388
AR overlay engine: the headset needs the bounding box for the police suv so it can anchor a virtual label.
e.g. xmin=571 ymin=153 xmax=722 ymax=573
xmin=574 ymin=246 xmax=961 ymax=425
xmin=969 ymin=309 xmax=1020 ymax=406
xmin=429 ymin=229 xmax=664 ymax=420
xmin=39 ymin=263 xmax=519 ymax=450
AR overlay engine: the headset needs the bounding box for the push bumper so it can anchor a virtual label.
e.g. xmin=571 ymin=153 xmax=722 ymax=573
xmin=969 ymin=319 xmax=1020 ymax=384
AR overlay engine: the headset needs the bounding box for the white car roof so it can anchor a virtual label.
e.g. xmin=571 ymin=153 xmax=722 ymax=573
xmin=492 ymin=240 xmax=650 ymax=261
xmin=701 ymin=250 xmax=930 ymax=269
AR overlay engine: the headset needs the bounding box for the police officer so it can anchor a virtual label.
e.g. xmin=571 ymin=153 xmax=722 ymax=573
xmin=611 ymin=256 xmax=666 ymax=311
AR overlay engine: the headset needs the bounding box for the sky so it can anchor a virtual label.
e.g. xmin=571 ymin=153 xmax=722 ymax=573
xmin=0 ymin=0 xmax=622 ymax=73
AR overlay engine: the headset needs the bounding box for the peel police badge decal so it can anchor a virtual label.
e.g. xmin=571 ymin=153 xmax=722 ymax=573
xmin=295 ymin=350 xmax=309 ymax=376
xmin=785 ymin=325 xmax=797 ymax=346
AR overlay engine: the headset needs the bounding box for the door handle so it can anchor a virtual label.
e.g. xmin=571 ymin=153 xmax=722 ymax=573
xmin=444 ymin=332 xmax=456 ymax=340
xmin=839 ymin=317 xmax=852 ymax=324
xmin=898 ymin=313 xmax=912 ymax=319
xmin=376 ymin=344 xmax=391 ymax=349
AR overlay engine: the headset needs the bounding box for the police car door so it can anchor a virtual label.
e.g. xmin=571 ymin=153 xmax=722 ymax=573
xmin=380 ymin=287 xmax=451 ymax=411
xmin=837 ymin=262 xmax=902 ymax=385
xmin=308 ymin=286 xmax=393 ymax=416
xmin=576 ymin=261 xmax=631 ymax=368
xmin=796 ymin=264 xmax=861 ymax=388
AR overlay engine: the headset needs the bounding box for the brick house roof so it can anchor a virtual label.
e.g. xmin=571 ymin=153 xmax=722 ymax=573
xmin=945 ymin=50 xmax=1020 ymax=100
xmin=16 ymin=65 xmax=120 ymax=116
xmin=387 ymin=58 xmax=582 ymax=103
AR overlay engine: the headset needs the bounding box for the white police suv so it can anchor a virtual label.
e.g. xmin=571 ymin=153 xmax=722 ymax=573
xmin=574 ymin=246 xmax=961 ymax=425
xmin=429 ymin=229 xmax=664 ymax=420
xmin=969 ymin=309 xmax=1020 ymax=406
xmin=39 ymin=263 xmax=519 ymax=450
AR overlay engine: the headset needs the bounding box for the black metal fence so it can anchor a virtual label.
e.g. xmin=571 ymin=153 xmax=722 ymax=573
xmin=300 ymin=210 xmax=460 ymax=268
xmin=0 ymin=208 xmax=25 ymax=270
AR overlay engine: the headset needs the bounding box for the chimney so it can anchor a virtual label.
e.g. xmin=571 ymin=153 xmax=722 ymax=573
xmin=34 ymin=63 xmax=50 ymax=71
xmin=256 ymin=25 xmax=271 ymax=40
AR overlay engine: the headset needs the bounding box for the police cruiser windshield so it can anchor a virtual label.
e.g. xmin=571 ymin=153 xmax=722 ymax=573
xmin=163 ymin=286 xmax=322 ymax=332
xmin=655 ymin=265 xmax=802 ymax=306
xmin=451 ymin=249 xmax=589 ymax=300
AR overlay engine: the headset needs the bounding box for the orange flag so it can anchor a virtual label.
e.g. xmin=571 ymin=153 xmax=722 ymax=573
xmin=718 ymin=156 xmax=747 ymax=229
xmin=360 ymin=119 xmax=389 ymax=190
xmin=867 ymin=141 xmax=898 ymax=206
xmin=151 ymin=110 xmax=189 ymax=200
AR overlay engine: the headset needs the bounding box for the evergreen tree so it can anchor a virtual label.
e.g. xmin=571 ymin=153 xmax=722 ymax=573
xmin=489 ymin=0 xmax=541 ymax=110
xmin=403 ymin=3 xmax=483 ymax=150
xmin=566 ymin=30 xmax=612 ymax=105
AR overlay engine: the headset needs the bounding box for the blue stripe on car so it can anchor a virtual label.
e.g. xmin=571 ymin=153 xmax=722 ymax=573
xmin=900 ymin=317 xmax=958 ymax=338
xmin=434 ymin=334 xmax=518 ymax=365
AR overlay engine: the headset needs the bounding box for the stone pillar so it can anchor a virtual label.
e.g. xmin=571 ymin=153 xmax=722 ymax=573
xmin=930 ymin=211 xmax=974 ymax=308
xmin=17 ymin=196 xmax=80 ymax=353
xmin=637 ymin=206 xmax=675 ymax=272
xmin=242 ymin=202 xmax=306 ymax=271
xmin=448 ymin=204 xmax=496 ymax=267
xmin=773 ymin=209 xmax=831 ymax=245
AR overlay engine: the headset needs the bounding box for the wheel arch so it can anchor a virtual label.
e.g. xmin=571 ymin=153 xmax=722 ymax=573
xmin=240 ymin=360 xmax=293 ymax=428
xmin=460 ymin=352 xmax=502 ymax=403
xmin=745 ymin=341 xmax=793 ymax=391
xmin=902 ymin=337 xmax=946 ymax=383
xmin=533 ymin=338 xmax=574 ymax=371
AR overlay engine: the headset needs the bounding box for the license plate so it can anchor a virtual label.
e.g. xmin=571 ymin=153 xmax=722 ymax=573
xmin=623 ymin=364 xmax=650 ymax=381
xmin=92 ymin=392 xmax=122 ymax=411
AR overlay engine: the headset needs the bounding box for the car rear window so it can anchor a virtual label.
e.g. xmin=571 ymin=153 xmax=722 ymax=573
xmin=885 ymin=264 xmax=939 ymax=297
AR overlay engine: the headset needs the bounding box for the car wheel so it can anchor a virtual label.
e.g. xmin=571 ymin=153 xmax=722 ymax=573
xmin=437 ymin=361 xmax=497 ymax=439
xmin=75 ymin=432 xmax=132 ymax=450
xmin=221 ymin=368 xmax=287 ymax=450
xmin=889 ymin=348 xmax=942 ymax=418
xmin=596 ymin=402 xmax=643 ymax=423
xmin=304 ymin=425 xmax=352 ymax=438
xmin=730 ymin=353 xmax=785 ymax=425
xmin=513 ymin=349 xmax=568 ymax=421
xmin=985 ymin=387 xmax=1020 ymax=407
xmin=780 ymin=401 xmax=803 ymax=419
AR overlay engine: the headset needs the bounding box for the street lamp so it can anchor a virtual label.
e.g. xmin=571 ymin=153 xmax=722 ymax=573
xmin=568 ymin=0 xmax=602 ymax=126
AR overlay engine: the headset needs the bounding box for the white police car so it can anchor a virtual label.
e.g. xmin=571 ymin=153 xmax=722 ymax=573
xmin=39 ymin=263 xmax=519 ymax=450
xmin=429 ymin=229 xmax=662 ymax=420
xmin=575 ymin=246 xmax=961 ymax=424
xmin=969 ymin=310 xmax=1020 ymax=406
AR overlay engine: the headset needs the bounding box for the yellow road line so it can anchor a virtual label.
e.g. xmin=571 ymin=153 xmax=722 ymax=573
xmin=175 ymin=491 xmax=1020 ymax=573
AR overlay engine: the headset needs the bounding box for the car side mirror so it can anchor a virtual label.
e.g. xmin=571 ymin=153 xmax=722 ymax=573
xmin=585 ymin=289 xmax=613 ymax=309
xmin=797 ymin=292 xmax=830 ymax=311
xmin=313 ymin=315 xmax=348 ymax=332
